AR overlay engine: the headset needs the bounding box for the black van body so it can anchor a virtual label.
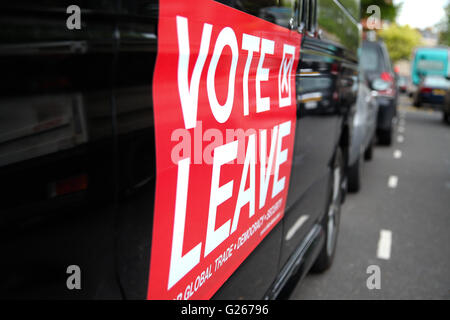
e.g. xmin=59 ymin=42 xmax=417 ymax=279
xmin=0 ymin=0 xmax=359 ymax=299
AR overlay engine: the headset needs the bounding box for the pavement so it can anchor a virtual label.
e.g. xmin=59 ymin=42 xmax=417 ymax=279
xmin=290 ymin=96 xmax=450 ymax=300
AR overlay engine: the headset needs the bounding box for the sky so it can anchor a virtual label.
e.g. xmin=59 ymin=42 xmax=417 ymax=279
xmin=393 ymin=0 xmax=447 ymax=29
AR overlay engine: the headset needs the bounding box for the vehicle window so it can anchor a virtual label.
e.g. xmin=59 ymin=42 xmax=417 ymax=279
xmin=361 ymin=44 xmax=381 ymax=72
xmin=316 ymin=0 xmax=359 ymax=54
xmin=424 ymin=76 xmax=450 ymax=88
xmin=215 ymin=0 xmax=299 ymax=29
xmin=417 ymin=59 xmax=445 ymax=72
xmin=338 ymin=0 xmax=360 ymax=21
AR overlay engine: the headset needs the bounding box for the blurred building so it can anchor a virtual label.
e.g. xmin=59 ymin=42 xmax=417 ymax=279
xmin=419 ymin=28 xmax=439 ymax=47
xmin=394 ymin=59 xmax=411 ymax=77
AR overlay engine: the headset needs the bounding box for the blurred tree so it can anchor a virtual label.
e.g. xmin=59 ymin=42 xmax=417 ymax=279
xmin=438 ymin=2 xmax=450 ymax=46
xmin=360 ymin=0 xmax=401 ymax=23
xmin=378 ymin=24 xmax=422 ymax=62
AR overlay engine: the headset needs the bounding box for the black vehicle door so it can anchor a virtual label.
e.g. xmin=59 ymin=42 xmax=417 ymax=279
xmin=0 ymin=1 xmax=120 ymax=299
xmin=112 ymin=0 xmax=301 ymax=300
xmin=280 ymin=0 xmax=359 ymax=267
xmin=112 ymin=0 xmax=159 ymax=300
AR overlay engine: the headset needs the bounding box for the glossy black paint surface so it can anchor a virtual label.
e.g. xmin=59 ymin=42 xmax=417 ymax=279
xmin=0 ymin=0 xmax=358 ymax=299
xmin=0 ymin=1 xmax=120 ymax=299
xmin=281 ymin=0 xmax=358 ymax=276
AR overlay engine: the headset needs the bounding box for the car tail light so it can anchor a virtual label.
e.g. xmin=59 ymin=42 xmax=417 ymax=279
xmin=375 ymin=72 xmax=396 ymax=96
xmin=420 ymin=87 xmax=432 ymax=93
xmin=380 ymin=72 xmax=394 ymax=82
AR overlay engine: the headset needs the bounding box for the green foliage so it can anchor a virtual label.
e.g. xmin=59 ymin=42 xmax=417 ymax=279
xmin=361 ymin=0 xmax=401 ymax=22
xmin=378 ymin=24 xmax=422 ymax=62
xmin=439 ymin=30 xmax=450 ymax=46
xmin=438 ymin=2 xmax=450 ymax=46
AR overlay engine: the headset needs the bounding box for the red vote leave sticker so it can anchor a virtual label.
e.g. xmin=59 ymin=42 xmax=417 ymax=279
xmin=148 ymin=0 xmax=301 ymax=300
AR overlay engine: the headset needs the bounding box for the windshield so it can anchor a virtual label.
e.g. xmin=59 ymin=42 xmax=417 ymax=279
xmin=361 ymin=44 xmax=381 ymax=72
xmin=423 ymin=76 xmax=450 ymax=88
xmin=417 ymin=59 xmax=445 ymax=72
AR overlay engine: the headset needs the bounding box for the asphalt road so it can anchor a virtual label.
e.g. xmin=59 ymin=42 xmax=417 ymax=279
xmin=290 ymin=96 xmax=450 ymax=300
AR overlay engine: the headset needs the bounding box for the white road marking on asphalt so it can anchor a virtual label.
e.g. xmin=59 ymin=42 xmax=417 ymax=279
xmin=388 ymin=175 xmax=398 ymax=189
xmin=377 ymin=229 xmax=392 ymax=260
xmin=399 ymin=119 xmax=405 ymax=126
xmin=285 ymin=215 xmax=309 ymax=241
xmin=397 ymin=135 xmax=404 ymax=143
xmin=394 ymin=150 xmax=402 ymax=159
xmin=398 ymin=126 xmax=405 ymax=133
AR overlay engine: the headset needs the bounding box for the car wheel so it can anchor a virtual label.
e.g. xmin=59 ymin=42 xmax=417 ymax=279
xmin=443 ymin=112 xmax=450 ymax=124
xmin=378 ymin=128 xmax=392 ymax=146
xmin=311 ymin=148 xmax=343 ymax=273
xmin=347 ymin=156 xmax=361 ymax=193
xmin=364 ymin=136 xmax=374 ymax=161
xmin=414 ymin=96 xmax=422 ymax=107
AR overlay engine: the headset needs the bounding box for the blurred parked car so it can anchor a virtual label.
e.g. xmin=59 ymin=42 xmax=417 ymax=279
xmin=347 ymin=75 xmax=379 ymax=192
xmin=361 ymin=40 xmax=398 ymax=146
xmin=411 ymin=47 xmax=449 ymax=87
xmin=413 ymin=75 xmax=450 ymax=108
xmin=397 ymin=76 xmax=408 ymax=93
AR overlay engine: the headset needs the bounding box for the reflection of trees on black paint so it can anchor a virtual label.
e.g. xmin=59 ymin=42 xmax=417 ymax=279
xmin=317 ymin=0 xmax=359 ymax=53
xmin=438 ymin=2 xmax=450 ymax=46
xmin=339 ymin=0 xmax=360 ymax=20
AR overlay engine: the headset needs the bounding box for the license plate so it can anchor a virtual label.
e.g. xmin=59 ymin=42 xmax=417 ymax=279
xmin=433 ymin=89 xmax=445 ymax=96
